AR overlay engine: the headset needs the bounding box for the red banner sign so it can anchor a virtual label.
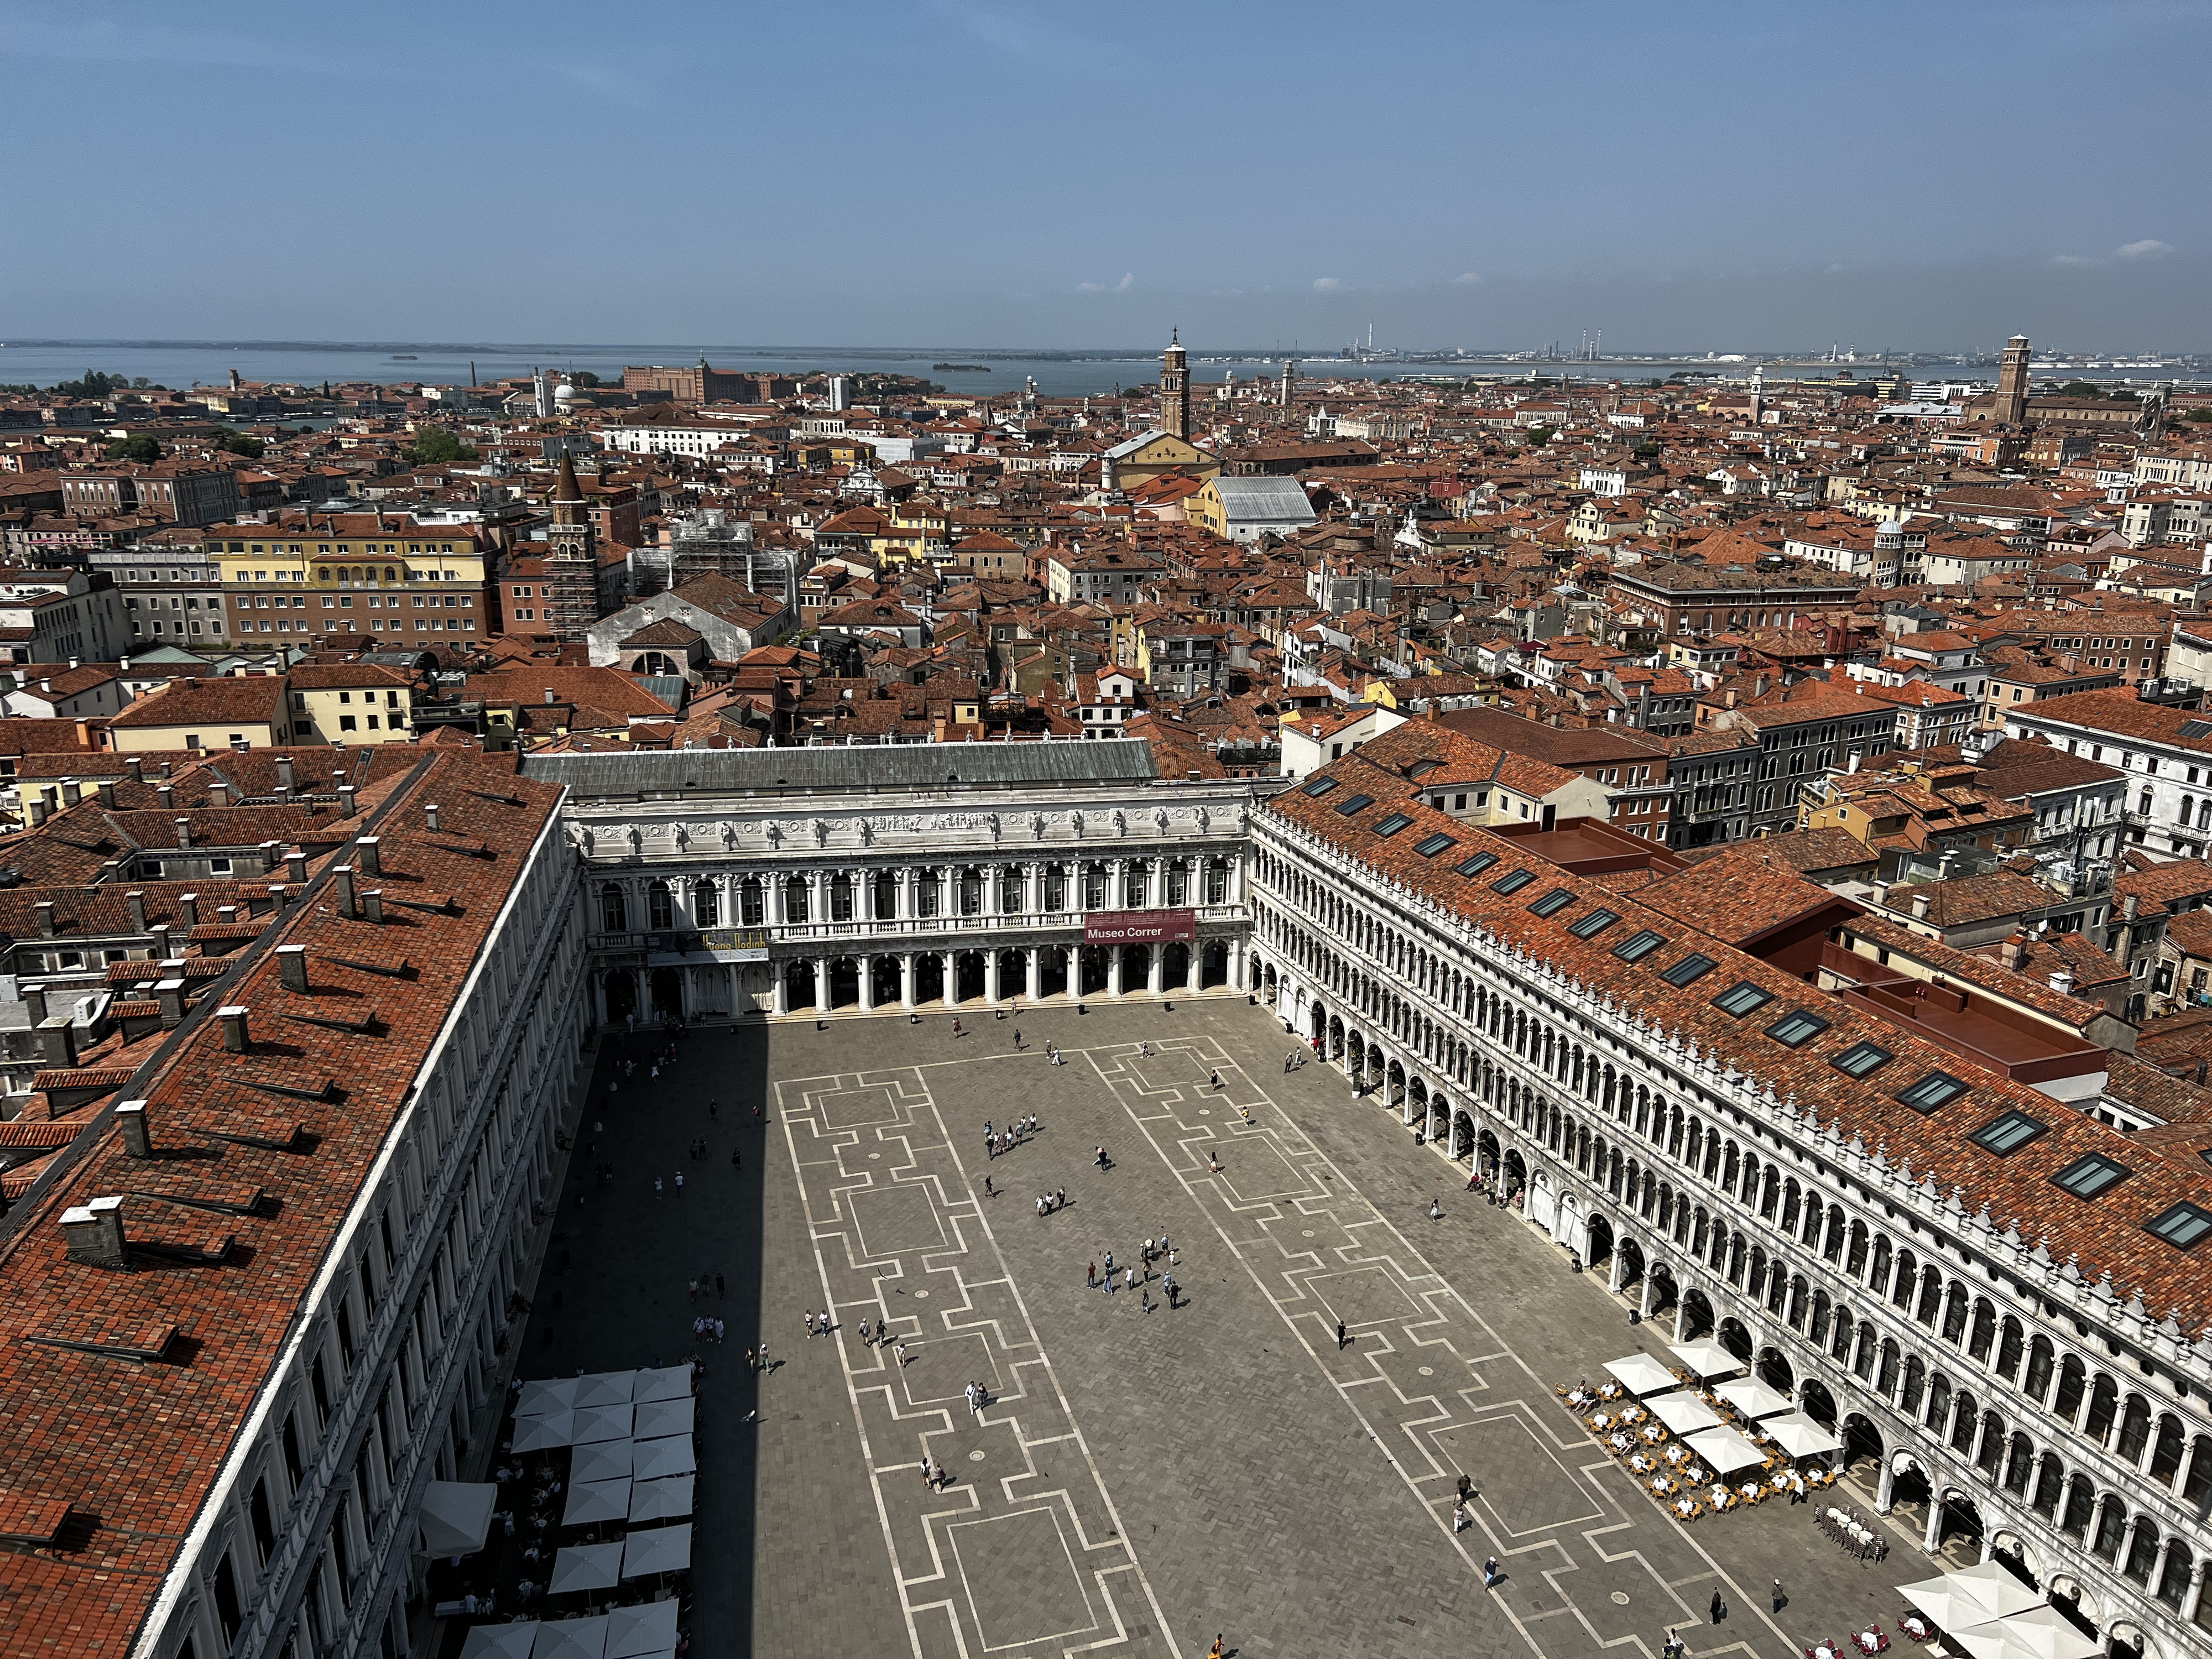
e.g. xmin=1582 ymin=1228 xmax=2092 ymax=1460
xmin=1084 ymin=909 xmax=1197 ymax=946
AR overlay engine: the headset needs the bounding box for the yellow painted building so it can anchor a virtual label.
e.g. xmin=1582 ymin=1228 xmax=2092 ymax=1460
xmin=206 ymin=515 xmax=490 ymax=644
xmin=285 ymin=665 xmax=416 ymax=744
xmin=1102 ymin=431 xmax=1217 ymax=491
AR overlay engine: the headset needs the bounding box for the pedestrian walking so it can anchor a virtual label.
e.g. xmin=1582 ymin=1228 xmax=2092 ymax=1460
xmin=654 ymin=1177 xmax=663 ymax=1198
xmin=744 ymin=1345 xmax=755 ymax=1374
xmin=1483 ymin=1556 xmax=1500 ymax=1588
xmin=675 ymin=1171 xmax=684 ymax=1196
xmin=895 ymin=1338 xmax=910 ymax=1366
xmin=1209 ymin=1069 xmax=1222 ymax=1091
xmin=1124 ymin=1266 xmax=1136 ymax=1295
xmin=1013 ymin=1027 xmax=1022 ymax=1049
xmin=709 ymin=1099 xmax=717 ymax=1119
xmin=1337 ymin=1319 xmax=1348 ymax=1350
xmin=859 ymin=1318 xmax=870 ymax=1345
xmin=1452 ymin=1498 xmax=1469 ymax=1532
xmin=1708 ymin=1591 xmax=1724 ymax=1624
xmin=1088 ymin=1260 xmax=1097 ymax=1287
xmin=919 ymin=1456 xmax=931 ymax=1488
xmin=952 ymin=1017 xmax=963 ymax=1038
xmin=758 ymin=1341 xmax=770 ymax=1373
xmin=1457 ymin=1473 xmax=1473 ymax=1504
xmin=984 ymin=1175 xmax=995 ymax=1197
xmin=688 ymin=1278 xmax=698 ymax=1303
xmin=1771 ymin=1579 xmax=1784 ymax=1614
xmin=753 ymin=1103 xmax=763 ymax=1126
xmin=1428 ymin=1198 xmax=1442 ymax=1220
xmin=1662 ymin=1631 xmax=1684 ymax=1659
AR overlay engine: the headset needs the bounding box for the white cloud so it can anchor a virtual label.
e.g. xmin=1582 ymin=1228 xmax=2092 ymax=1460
xmin=1453 ymin=272 xmax=1484 ymax=285
xmin=2051 ymin=254 xmax=2100 ymax=267
xmin=1313 ymin=276 xmax=1344 ymax=293
xmin=2116 ymin=238 xmax=2173 ymax=260
xmin=1075 ymin=272 xmax=1134 ymax=294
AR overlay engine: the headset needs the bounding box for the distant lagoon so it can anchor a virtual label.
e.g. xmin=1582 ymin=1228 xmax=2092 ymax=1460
xmin=3 ymin=340 xmax=2203 ymax=397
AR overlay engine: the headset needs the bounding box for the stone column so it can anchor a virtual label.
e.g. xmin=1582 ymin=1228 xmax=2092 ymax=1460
xmin=858 ymin=957 xmax=875 ymax=1013
xmin=940 ymin=951 xmax=955 ymax=1004
xmin=1026 ymin=947 xmax=1042 ymax=1000
xmin=808 ymin=869 xmax=827 ymax=927
xmin=1108 ymin=947 xmax=1124 ymax=997
xmin=2083 ymin=1492 xmax=2109 ymax=1556
xmin=1066 ymin=944 xmax=1081 ymax=997
xmin=899 ymin=952 xmax=915 ymax=1010
xmin=813 ymin=957 xmax=829 ymax=1013
xmin=937 ymin=868 xmax=954 ymax=918
xmin=592 ymin=973 xmax=609 ymax=1025
xmin=2182 ymin=1558 xmax=2207 ymax=1624
xmin=1146 ymin=948 xmax=1164 ymax=994
xmin=1922 ymin=1495 xmax=1945 ymax=1553
xmin=985 ymin=950 xmax=1001 ymax=1003
xmin=1186 ymin=945 xmax=1203 ymax=994
xmin=772 ymin=963 xmax=789 ymax=1016
xmin=1875 ymin=1458 xmax=1895 ymax=1514
xmin=895 ymin=867 xmax=912 ymax=920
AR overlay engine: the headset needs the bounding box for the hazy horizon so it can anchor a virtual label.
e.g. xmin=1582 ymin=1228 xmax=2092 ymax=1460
xmin=3 ymin=2 xmax=2206 ymax=351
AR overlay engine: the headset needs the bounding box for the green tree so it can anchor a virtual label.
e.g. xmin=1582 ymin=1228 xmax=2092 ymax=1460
xmin=570 ymin=371 xmax=601 ymax=388
xmin=55 ymin=369 xmax=127 ymax=400
xmin=2187 ymin=408 xmax=2212 ymax=424
xmin=401 ymin=427 xmax=478 ymax=465
xmin=1524 ymin=425 xmax=1556 ymax=447
xmin=218 ymin=432 xmax=266 ymax=460
xmin=2057 ymin=380 xmax=2103 ymax=400
xmin=105 ymin=434 xmax=163 ymax=462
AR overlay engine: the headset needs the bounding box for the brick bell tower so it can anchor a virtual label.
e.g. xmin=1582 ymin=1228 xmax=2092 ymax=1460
xmin=1160 ymin=328 xmax=1191 ymax=440
xmin=1993 ymin=335 xmax=2031 ymax=425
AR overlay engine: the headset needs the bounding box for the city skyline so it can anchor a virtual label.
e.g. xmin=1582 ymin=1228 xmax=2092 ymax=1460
xmin=1 ymin=1 xmax=2205 ymax=348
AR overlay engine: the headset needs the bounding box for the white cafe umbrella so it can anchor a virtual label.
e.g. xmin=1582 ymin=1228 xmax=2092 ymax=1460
xmin=1943 ymin=1563 xmax=2047 ymax=1621
xmin=1647 ymin=1393 xmax=1722 ymax=1436
xmin=548 ymin=1542 xmax=623 ymax=1595
xmin=458 ymin=1623 xmax=540 ymax=1659
xmin=510 ymin=1411 xmax=576 ymax=1453
xmin=1762 ymin=1411 xmax=1843 ymax=1460
xmin=1970 ymin=1607 xmax=2103 ymax=1659
xmin=1667 ymin=1338 xmax=1743 ymax=1379
xmin=628 ymin=1475 xmax=694 ymax=1523
xmin=1713 ymin=1376 xmax=1793 ymax=1418
xmin=632 ymin=1397 xmax=694 ymax=1441
xmin=530 ymin=1616 xmax=609 ymax=1659
xmin=632 ymin=1364 xmax=692 ymax=1404
xmin=561 ymin=1478 xmax=631 ymax=1527
xmin=418 ymin=1481 xmax=498 ymax=1555
xmin=604 ymin=1601 xmax=680 ymax=1659
xmin=572 ymin=1371 xmax=635 ymax=1410
xmin=516 ymin=1378 xmax=580 ymax=1416
xmin=620 ymin=1524 xmax=692 ymax=1580
xmin=570 ymin=1441 xmax=633 ymax=1485
xmin=1602 ymin=1353 xmax=1680 ymax=1397
xmin=1682 ymin=1424 xmax=1766 ymax=1474
xmin=570 ymin=1404 xmax=634 ymax=1446
xmin=632 ymin=1436 xmax=696 ymax=1480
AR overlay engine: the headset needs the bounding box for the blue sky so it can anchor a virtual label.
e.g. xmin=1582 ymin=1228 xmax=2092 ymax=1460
xmin=2 ymin=1 xmax=2206 ymax=351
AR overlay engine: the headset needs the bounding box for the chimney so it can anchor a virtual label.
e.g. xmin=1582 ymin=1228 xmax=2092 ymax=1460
xmin=357 ymin=836 xmax=382 ymax=875
xmin=268 ymin=883 xmax=289 ymax=910
xmin=1846 ymin=750 xmax=1863 ymax=774
xmin=154 ymin=975 xmax=186 ymax=1027
xmin=126 ymin=890 xmax=147 ymax=933
xmin=1910 ymin=890 xmax=1933 ymax=919
xmin=39 ymin=1012 xmax=77 ymax=1067
xmin=26 ymin=799 xmax=47 ymax=828
xmin=286 ymin=848 xmax=307 ymax=884
xmin=2049 ymin=968 xmax=2077 ymax=996
xmin=178 ymin=893 xmax=199 ymax=928
xmin=335 ymin=864 xmax=357 ymax=918
xmin=276 ymin=943 xmax=309 ymax=993
xmin=97 ymin=779 xmax=117 ymax=808
xmin=1871 ymin=880 xmax=1891 ymax=906
xmin=148 ymin=922 xmax=173 ymax=957
xmin=22 ymin=983 xmax=47 ymax=1023
xmin=123 ymin=755 xmax=143 ymax=783
xmin=259 ymin=840 xmax=281 ymax=873
xmin=217 ymin=1005 xmax=250 ymax=1052
xmin=425 ymin=803 xmax=441 ymax=831
xmin=2198 ymin=1059 xmax=2209 ymax=1086
xmin=362 ymin=889 xmax=385 ymax=924
xmin=175 ymin=818 xmax=192 ymax=849
xmin=60 ymin=1195 xmax=128 ymax=1269
xmin=339 ymin=784 xmax=357 ymax=817
xmin=33 ymin=901 xmax=54 ymax=936
xmin=275 ymin=755 xmax=295 ymax=795
xmin=544 ymin=687 xmax=556 ymax=705
xmin=155 ymin=784 xmax=173 ymax=811
xmin=59 ymin=778 xmax=81 ymax=807
xmin=208 ymin=780 xmax=229 ymax=807
xmin=1997 ymin=935 xmax=2026 ymax=970
xmin=216 ymin=904 xmax=238 ymax=927
xmin=116 ymin=1099 xmax=152 ymax=1159
xmin=2123 ymin=893 xmax=2141 ymax=922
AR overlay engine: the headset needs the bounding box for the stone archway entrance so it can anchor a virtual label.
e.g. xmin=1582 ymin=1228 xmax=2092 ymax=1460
xmin=1039 ymin=948 xmax=1069 ymax=999
xmin=1756 ymin=1346 xmax=1795 ymax=1395
xmin=1718 ymin=1317 xmax=1754 ymax=1363
xmin=1119 ymin=943 xmax=1151 ymax=993
xmin=914 ymin=954 xmax=947 ymax=1004
xmin=603 ymin=969 xmax=637 ymax=1025
xmin=1584 ymin=1212 xmax=1615 ymax=1272
xmin=1840 ymin=1412 xmax=1882 ymax=1471
xmin=1077 ymin=947 xmax=1110 ymax=997
xmin=1163 ymin=941 xmax=1192 ymax=990
xmin=871 ymin=957 xmax=902 ymax=1006
xmin=1679 ymin=1288 xmax=1715 ymax=1339
xmin=1453 ymin=1110 xmax=1475 ymax=1160
xmin=782 ymin=961 xmax=814 ymax=1012
xmin=651 ymin=966 xmax=684 ymax=1019
xmin=954 ymin=950 xmax=987 ymax=1003
xmin=1201 ymin=939 xmax=1229 ymax=987
xmin=828 ymin=956 xmax=860 ymax=1008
